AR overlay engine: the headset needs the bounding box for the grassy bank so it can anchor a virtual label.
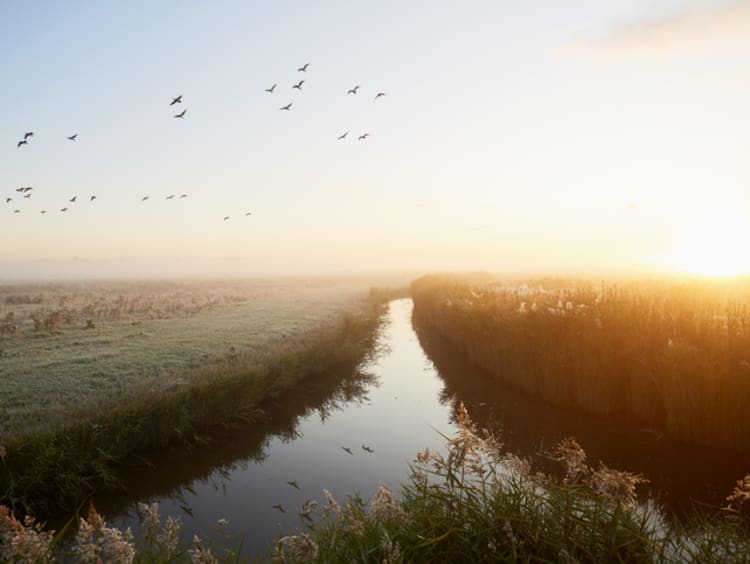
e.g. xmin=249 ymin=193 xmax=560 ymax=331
xmin=411 ymin=274 xmax=750 ymax=453
xmin=3 ymin=403 xmax=749 ymax=562
xmin=0 ymin=278 xmax=393 ymax=442
xmin=0 ymin=291 xmax=389 ymax=517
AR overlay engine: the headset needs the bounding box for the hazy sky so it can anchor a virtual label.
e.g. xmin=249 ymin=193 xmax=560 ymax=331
xmin=1 ymin=0 xmax=748 ymax=279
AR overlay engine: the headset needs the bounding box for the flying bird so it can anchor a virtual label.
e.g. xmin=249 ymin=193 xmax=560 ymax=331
xmin=67 ymin=134 xmax=77 ymax=141
xmin=265 ymin=84 xmax=277 ymax=93
xmin=17 ymin=140 xmax=27 ymax=148
xmin=362 ymin=445 xmax=374 ymax=453
xmin=166 ymin=194 xmax=175 ymax=200
xmin=280 ymin=103 xmax=292 ymax=111
xmin=69 ymin=196 xmax=77 ymax=203
xmin=141 ymin=196 xmax=149 ymax=201
xmin=358 ymin=133 xmax=370 ymax=141
xmin=90 ymin=196 xmax=96 ymax=202
xmin=23 ymin=187 xmax=33 ymax=192
xmin=60 ymin=207 xmax=68 ymax=212
xmin=245 ymin=212 xmax=252 ymax=216
xmin=174 ymin=109 xmax=187 ymax=118
xmin=272 ymin=504 xmax=285 ymax=513
xmin=40 ymin=210 xmax=46 ymax=214
xmin=179 ymin=194 xmax=188 ymax=199
xmin=337 ymin=132 xmax=348 ymax=140
xmin=24 ymin=132 xmax=34 ymax=140
xmin=23 ymin=193 xmax=31 ymax=199
xmin=15 ymin=187 xmax=24 ymax=192
xmin=298 ymin=63 xmax=309 ymax=72
xmin=5 ymin=198 xmax=11 ymax=203
xmin=347 ymin=85 xmax=360 ymax=95
xmin=223 ymin=216 xmax=230 ymax=221
xmin=374 ymin=92 xmax=386 ymax=99
xmin=292 ymin=79 xmax=305 ymax=90
xmin=341 ymin=447 xmax=353 ymax=455
xmin=170 ymin=95 xmax=182 ymax=106
xmin=286 ymin=480 xmax=300 ymax=490
xmin=13 ymin=210 xmax=19 ymax=214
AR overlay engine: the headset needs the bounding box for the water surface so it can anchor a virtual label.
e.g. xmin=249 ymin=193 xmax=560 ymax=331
xmin=99 ymin=298 xmax=750 ymax=557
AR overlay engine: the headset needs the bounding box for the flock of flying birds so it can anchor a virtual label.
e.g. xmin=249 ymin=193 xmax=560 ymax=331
xmin=6 ymin=61 xmax=386 ymax=221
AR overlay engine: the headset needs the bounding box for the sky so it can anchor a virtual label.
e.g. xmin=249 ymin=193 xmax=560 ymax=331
xmin=1 ymin=0 xmax=749 ymax=279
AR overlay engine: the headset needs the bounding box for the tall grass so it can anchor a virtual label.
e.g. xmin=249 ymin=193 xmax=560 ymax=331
xmin=3 ymin=403 xmax=749 ymax=562
xmin=411 ymin=274 xmax=750 ymax=452
xmin=0 ymin=293 xmax=389 ymax=517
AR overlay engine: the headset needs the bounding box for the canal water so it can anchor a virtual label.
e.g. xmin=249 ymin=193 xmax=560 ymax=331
xmin=99 ymin=298 xmax=750 ymax=557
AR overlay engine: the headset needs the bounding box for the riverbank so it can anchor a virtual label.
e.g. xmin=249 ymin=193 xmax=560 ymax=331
xmin=3 ymin=403 xmax=749 ymax=562
xmin=411 ymin=274 xmax=750 ymax=453
xmin=0 ymin=287 xmax=393 ymax=516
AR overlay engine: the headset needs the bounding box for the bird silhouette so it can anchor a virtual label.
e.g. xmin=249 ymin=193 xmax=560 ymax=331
xmin=358 ymin=133 xmax=370 ymax=141
xmin=24 ymin=132 xmax=34 ymax=140
xmin=272 ymin=504 xmax=285 ymax=513
xmin=265 ymin=84 xmax=277 ymax=93
xmin=60 ymin=207 xmax=68 ymax=212
xmin=298 ymin=63 xmax=310 ymax=72
xmin=13 ymin=210 xmax=20 ymax=214
xmin=341 ymin=447 xmax=353 ymax=455
xmin=5 ymin=198 xmax=11 ymax=203
xmin=287 ymin=480 xmax=300 ymax=490
xmin=337 ymin=132 xmax=348 ymax=140
xmin=15 ymin=188 xmax=24 ymax=192
xmin=166 ymin=194 xmax=175 ymax=200
xmin=40 ymin=210 xmax=46 ymax=214
xmin=67 ymin=134 xmax=77 ymax=141
xmin=170 ymin=95 xmax=182 ymax=106
xmin=179 ymin=504 xmax=194 ymax=518
xmin=292 ymin=79 xmax=305 ymax=90
xmin=223 ymin=216 xmax=230 ymax=221
xmin=245 ymin=212 xmax=252 ymax=216
xmin=17 ymin=140 xmax=27 ymax=148
xmin=69 ymin=196 xmax=77 ymax=203
xmin=179 ymin=194 xmax=188 ymax=199
xmin=90 ymin=196 xmax=96 ymax=202
xmin=280 ymin=103 xmax=292 ymax=111
xmin=362 ymin=445 xmax=375 ymax=453
xmin=174 ymin=109 xmax=187 ymax=118
xmin=347 ymin=85 xmax=360 ymax=95
xmin=23 ymin=193 xmax=31 ymax=199
xmin=141 ymin=196 xmax=149 ymax=202
xmin=374 ymin=92 xmax=386 ymax=99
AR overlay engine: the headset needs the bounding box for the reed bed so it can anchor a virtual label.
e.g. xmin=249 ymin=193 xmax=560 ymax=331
xmin=411 ymin=274 xmax=750 ymax=453
xmin=3 ymin=403 xmax=749 ymax=562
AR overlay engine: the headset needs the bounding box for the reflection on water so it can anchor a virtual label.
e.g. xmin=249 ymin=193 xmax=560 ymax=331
xmin=412 ymin=308 xmax=750 ymax=517
xmin=101 ymin=299 xmax=456 ymax=557
xmin=96 ymin=298 xmax=750 ymax=557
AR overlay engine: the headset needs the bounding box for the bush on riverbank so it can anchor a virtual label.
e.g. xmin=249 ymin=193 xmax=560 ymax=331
xmin=3 ymin=403 xmax=749 ymax=562
xmin=0 ymin=293 xmax=389 ymax=517
xmin=411 ymin=274 xmax=750 ymax=452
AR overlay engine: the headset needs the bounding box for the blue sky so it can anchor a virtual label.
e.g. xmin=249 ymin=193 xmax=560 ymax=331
xmin=1 ymin=1 xmax=748 ymax=278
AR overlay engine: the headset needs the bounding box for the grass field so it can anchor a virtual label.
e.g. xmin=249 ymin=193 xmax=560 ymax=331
xmin=0 ymin=278 xmax=398 ymax=444
xmin=412 ymin=273 xmax=750 ymax=453
xmin=0 ymin=277 xmax=406 ymax=514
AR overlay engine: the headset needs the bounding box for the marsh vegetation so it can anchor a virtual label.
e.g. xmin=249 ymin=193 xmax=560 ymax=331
xmin=412 ymin=274 xmax=750 ymax=453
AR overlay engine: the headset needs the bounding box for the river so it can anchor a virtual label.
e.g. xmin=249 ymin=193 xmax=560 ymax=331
xmin=98 ymin=298 xmax=750 ymax=558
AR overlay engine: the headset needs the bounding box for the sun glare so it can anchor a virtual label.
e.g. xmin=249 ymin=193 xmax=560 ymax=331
xmin=662 ymin=210 xmax=750 ymax=277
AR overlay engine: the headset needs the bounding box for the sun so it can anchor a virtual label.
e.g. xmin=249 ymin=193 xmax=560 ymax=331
xmin=661 ymin=209 xmax=750 ymax=277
